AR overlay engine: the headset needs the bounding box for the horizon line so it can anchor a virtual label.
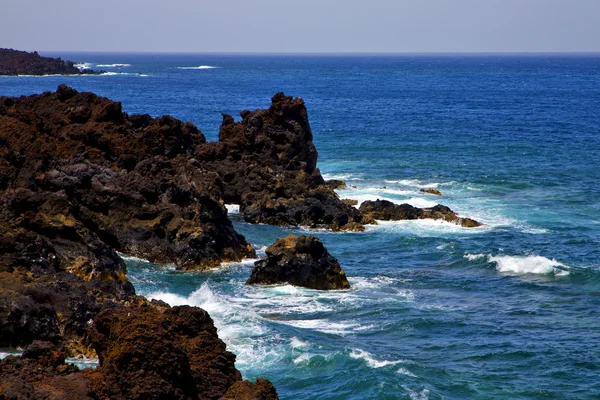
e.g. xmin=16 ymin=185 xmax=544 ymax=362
xmin=31 ymin=50 xmax=600 ymax=57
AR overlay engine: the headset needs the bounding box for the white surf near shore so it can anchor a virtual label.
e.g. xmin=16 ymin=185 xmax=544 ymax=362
xmin=177 ymin=65 xmax=219 ymax=70
xmin=465 ymin=253 xmax=569 ymax=275
xmin=225 ymin=204 xmax=240 ymax=214
xmin=96 ymin=63 xmax=131 ymax=68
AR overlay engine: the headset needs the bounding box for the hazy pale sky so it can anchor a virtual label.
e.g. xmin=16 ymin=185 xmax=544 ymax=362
xmin=2 ymin=0 xmax=599 ymax=53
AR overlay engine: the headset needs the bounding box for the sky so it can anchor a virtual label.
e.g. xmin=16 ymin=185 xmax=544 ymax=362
xmin=1 ymin=0 xmax=599 ymax=53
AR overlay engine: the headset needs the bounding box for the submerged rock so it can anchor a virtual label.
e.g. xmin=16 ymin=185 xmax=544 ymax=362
xmin=359 ymin=199 xmax=482 ymax=227
xmin=247 ymin=235 xmax=350 ymax=290
xmin=0 ymin=48 xmax=102 ymax=76
xmin=0 ymin=303 xmax=279 ymax=400
xmin=420 ymin=188 xmax=442 ymax=196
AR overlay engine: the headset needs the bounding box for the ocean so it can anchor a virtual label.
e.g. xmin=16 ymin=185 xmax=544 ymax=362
xmin=1 ymin=53 xmax=599 ymax=399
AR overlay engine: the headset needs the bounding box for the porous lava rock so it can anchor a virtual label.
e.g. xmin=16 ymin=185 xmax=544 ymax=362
xmin=420 ymin=188 xmax=442 ymax=196
xmin=325 ymin=179 xmax=347 ymax=190
xmin=0 ymin=48 xmax=102 ymax=76
xmin=0 ymin=85 xmax=255 ymax=352
xmin=0 ymin=303 xmax=279 ymax=400
xmin=196 ymin=93 xmax=370 ymax=231
xmin=0 ymin=85 xmax=255 ymax=270
xmin=359 ymin=199 xmax=482 ymax=227
xmin=0 ymin=340 xmax=92 ymax=399
xmin=247 ymin=235 xmax=350 ymax=290
xmin=222 ymin=378 xmax=279 ymax=400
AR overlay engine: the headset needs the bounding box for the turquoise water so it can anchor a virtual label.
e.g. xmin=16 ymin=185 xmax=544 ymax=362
xmin=2 ymin=54 xmax=600 ymax=399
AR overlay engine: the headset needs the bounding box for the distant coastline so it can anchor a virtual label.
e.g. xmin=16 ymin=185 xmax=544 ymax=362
xmin=0 ymin=48 xmax=103 ymax=76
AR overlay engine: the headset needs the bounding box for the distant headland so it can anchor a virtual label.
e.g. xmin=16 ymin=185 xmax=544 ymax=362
xmin=0 ymin=48 xmax=102 ymax=76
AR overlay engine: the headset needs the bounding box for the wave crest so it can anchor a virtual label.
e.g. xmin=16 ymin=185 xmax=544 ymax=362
xmin=177 ymin=65 xmax=218 ymax=70
xmin=464 ymin=253 xmax=569 ymax=275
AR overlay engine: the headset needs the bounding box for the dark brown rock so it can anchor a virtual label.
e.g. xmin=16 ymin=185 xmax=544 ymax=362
xmin=247 ymin=235 xmax=350 ymax=290
xmin=325 ymin=179 xmax=347 ymax=190
xmin=87 ymin=303 xmax=238 ymax=400
xmin=0 ymin=48 xmax=102 ymax=76
xmin=0 ymin=86 xmax=255 ymax=352
xmin=420 ymin=188 xmax=442 ymax=196
xmin=196 ymin=93 xmax=368 ymax=231
xmin=222 ymin=378 xmax=279 ymax=400
xmin=0 ymin=341 xmax=92 ymax=399
xmin=359 ymin=200 xmax=482 ymax=227
xmin=0 ymin=304 xmax=279 ymax=400
xmin=0 ymin=85 xmax=255 ymax=271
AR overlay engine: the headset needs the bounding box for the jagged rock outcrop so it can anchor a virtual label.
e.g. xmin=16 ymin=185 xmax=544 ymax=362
xmin=0 ymin=85 xmax=256 ymax=352
xmin=0 ymin=85 xmax=255 ymax=270
xmin=0 ymin=48 xmax=102 ymax=75
xmin=420 ymin=188 xmax=442 ymax=196
xmin=0 ymin=303 xmax=279 ymax=400
xmin=247 ymin=235 xmax=350 ymax=290
xmin=325 ymin=179 xmax=347 ymax=190
xmin=0 ymin=340 xmax=92 ymax=399
xmin=359 ymin=200 xmax=482 ymax=227
xmin=196 ymin=93 xmax=370 ymax=231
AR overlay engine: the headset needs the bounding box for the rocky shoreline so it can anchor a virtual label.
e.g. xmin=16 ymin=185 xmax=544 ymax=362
xmin=0 ymin=86 xmax=481 ymax=398
xmin=0 ymin=49 xmax=103 ymax=76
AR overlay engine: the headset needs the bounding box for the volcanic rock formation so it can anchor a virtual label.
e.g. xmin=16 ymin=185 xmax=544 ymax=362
xmin=0 ymin=48 xmax=102 ymax=76
xmin=197 ymin=93 xmax=371 ymax=231
xmin=247 ymin=234 xmax=350 ymax=290
xmin=359 ymin=199 xmax=482 ymax=227
xmin=0 ymin=85 xmax=256 ymax=353
xmin=0 ymin=303 xmax=279 ymax=400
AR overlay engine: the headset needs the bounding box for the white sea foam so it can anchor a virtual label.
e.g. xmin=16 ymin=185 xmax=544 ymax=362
xmin=254 ymin=245 xmax=268 ymax=257
xmin=464 ymin=253 xmax=568 ymax=275
xmin=403 ymin=386 xmax=430 ymax=400
xmin=369 ymin=219 xmax=487 ymax=236
xmin=290 ymin=337 xmax=309 ymax=349
xmin=225 ymin=204 xmax=240 ymax=214
xmin=292 ymin=352 xmax=311 ymax=364
xmin=96 ymin=63 xmax=131 ymax=68
xmin=464 ymin=253 xmax=486 ymax=261
xmin=280 ymin=319 xmax=364 ymax=335
xmin=143 ymin=275 xmax=410 ymax=372
xmin=384 ymin=179 xmax=442 ymax=189
xmin=177 ymin=65 xmax=218 ymax=70
xmin=521 ymin=228 xmax=549 ymax=234
xmin=404 ymin=197 xmax=439 ymax=208
xmin=117 ymin=253 xmax=151 ymax=264
xmin=397 ymin=367 xmax=418 ymax=377
xmin=349 ymin=349 xmax=407 ymax=369
xmin=489 ymin=255 xmax=568 ymax=275
xmin=74 ymin=63 xmax=92 ymax=70
xmin=219 ymin=258 xmax=259 ymax=270
xmin=0 ymin=351 xmax=21 ymax=360
xmin=146 ymin=283 xmax=283 ymax=370
xmin=321 ymin=173 xmax=364 ymax=181
xmin=65 ymin=355 xmax=99 ymax=369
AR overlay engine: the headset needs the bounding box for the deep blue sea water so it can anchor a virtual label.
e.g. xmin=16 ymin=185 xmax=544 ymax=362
xmin=2 ymin=54 xmax=600 ymax=399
